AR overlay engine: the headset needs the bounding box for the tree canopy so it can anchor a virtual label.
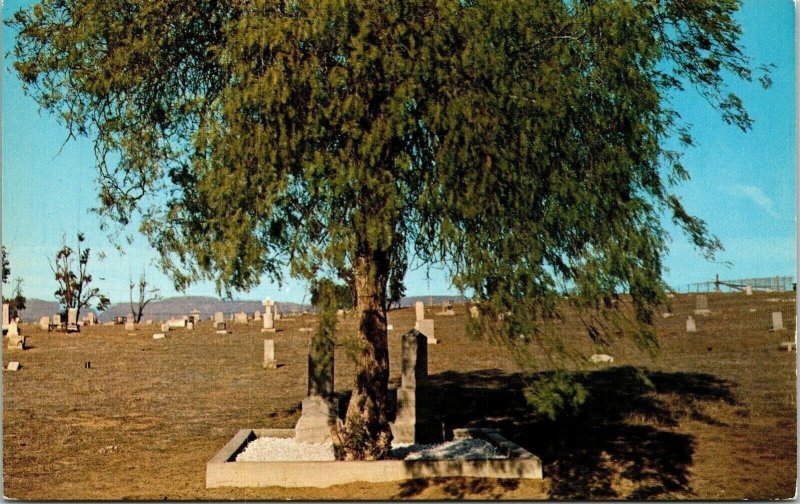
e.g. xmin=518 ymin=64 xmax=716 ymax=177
xmin=9 ymin=0 xmax=769 ymax=457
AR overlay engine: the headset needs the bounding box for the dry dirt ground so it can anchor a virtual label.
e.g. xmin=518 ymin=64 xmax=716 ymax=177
xmin=3 ymin=292 xmax=796 ymax=500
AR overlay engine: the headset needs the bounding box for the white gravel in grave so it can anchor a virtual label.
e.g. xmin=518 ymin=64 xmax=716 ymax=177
xmin=235 ymin=437 xmax=335 ymax=462
xmin=234 ymin=436 xmax=507 ymax=462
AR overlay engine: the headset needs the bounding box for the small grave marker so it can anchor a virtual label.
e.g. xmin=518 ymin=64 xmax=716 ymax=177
xmin=771 ymin=312 xmax=784 ymax=331
xmin=693 ymin=295 xmax=710 ymax=315
xmin=686 ymin=316 xmax=696 ymax=333
xmin=263 ymin=339 xmax=277 ymax=369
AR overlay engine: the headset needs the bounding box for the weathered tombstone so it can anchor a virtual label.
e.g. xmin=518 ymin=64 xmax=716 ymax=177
xmin=125 ymin=321 xmax=135 ymax=332
xmin=215 ymin=321 xmax=228 ymax=334
xmin=771 ymin=312 xmax=784 ymax=331
xmin=263 ymin=339 xmax=277 ymax=369
xmin=274 ymin=312 xmax=282 ymax=321
xmin=590 ymin=353 xmax=614 ymax=364
xmin=469 ymin=305 xmax=480 ymax=319
xmin=262 ymin=298 xmax=275 ymax=332
xmin=53 ymin=314 xmax=62 ymax=326
xmin=745 ymin=285 xmax=753 ymax=296
xmin=415 ymin=301 xmax=425 ymax=322
xmin=391 ymin=329 xmax=437 ymax=443
xmin=167 ymin=318 xmax=186 ymax=328
xmin=66 ymin=308 xmax=79 ymax=332
xmin=295 ymin=336 xmax=335 ymax=443
xmin=186 ymin=321 xmax=194 ymax=330
xmin=160 ymin=323 xmax=171 ymax=332
xmin=415 ymin=318 xmax=437 ymax=344
xmin=214 ymin=311 xmax=225 ymax=324
xmin=387 ymin=324 xmax=394 ymax=331
xmin=189 ymin=310 xmax=201 ymax=324
xmin=2 ymin=303 xmax=9 ymax=330
xmin=234 ymin=311 xmax=249 ymax=324
xmin=144 ymin=320 xmax=153 ymax=325
xmin=693 ymin=295 xmax=710 ymax=315
xmin=39 ymin=316 xmax=50 ymax=331
xmin=152 ymin=333 xmax=166 ymax=340
xmin=686 ymin=316 xmax=697 ymax=333
xmin=84 ymin=312 xmax=97 ymax=325
xmin=7 ymin=361 xmax=20 ymax=371
xmin=7 ymin=322 xmax=25 ymax=350
xmin=254 ymin=310 xmax=262 ymax=321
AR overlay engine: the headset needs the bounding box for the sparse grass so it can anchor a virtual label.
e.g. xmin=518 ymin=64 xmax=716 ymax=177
xmin=3 ymin=292 xmax=796 ymax=499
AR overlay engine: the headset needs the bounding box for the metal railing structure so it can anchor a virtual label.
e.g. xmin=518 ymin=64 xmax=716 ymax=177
xmin=685 ymin=274 xmax=795 ymax=293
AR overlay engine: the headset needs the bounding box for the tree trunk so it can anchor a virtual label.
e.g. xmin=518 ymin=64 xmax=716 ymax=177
xmin=340 ymin=249 xmax=392 ymax=460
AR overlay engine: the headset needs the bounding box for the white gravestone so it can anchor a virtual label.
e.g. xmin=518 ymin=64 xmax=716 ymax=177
xmin=415 ymin=301 xmax=425 ymax=322
xmin=264 ymin=339 xmax=277 ymax=369
xmin=67 ymin=308 xmax=79 ymax=332
xmin=686 ymin=316 xmax=697 ymax=333
xmin=262 ymin=298 xmax=275 ymax=332
xmin=771 ymin=312 xmax=784 ymax=331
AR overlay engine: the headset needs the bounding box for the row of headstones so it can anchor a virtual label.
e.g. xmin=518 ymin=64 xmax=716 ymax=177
xmin=685 ymin=311 xmax=786 ymax=333
xmin=293 ymin=328 xmax=432 ymax=444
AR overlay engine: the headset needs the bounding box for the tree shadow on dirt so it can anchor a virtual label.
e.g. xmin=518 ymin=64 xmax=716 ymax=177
xmin=395 ymin=366 xmax=737 ymax=499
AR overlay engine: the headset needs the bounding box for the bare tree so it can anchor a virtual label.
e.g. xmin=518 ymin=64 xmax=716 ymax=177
xmin=128 ymin=270 xmax=161 ymax=323
xmin=50 ymin=232 xmax=110 ymax=320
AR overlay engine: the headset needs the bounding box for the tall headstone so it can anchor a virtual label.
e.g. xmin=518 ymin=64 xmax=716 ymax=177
xmin=39 ymin=316 xmax=50 ymax=331
xmin=693 ymin=295 xmax=710 ymax=315
xmin=391 ymin=330 xmax=437 ymax=443
xmin=2 ymin=303 xmax=9 ymax=330
xmin=263 ymin=339 xmax=277 ymax=369
xmin=415 ymin=301 xmax=425 ymax=322
xmin=414 ymin=300 xmax=437 ymax=344
xmin=295 ymin=336 xmax=336 ymax=443
xmin=771 ymin=312 xmax=784 ymax=331
xmin=66 ymin=308 xmax=79 ymax=332
xmin=53 ymin=314 xmax=62 ymax=326
xmin=262 ymin=298 xmax=275 ymax=332
xmin=686 ymin=316 xmax=696 ymax=333
xmin=214 ymin=311 xmax=225 ymax=324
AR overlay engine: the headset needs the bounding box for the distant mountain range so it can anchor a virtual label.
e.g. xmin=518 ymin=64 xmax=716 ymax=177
xmin=14 ymin=294 xmax=466 ymax=322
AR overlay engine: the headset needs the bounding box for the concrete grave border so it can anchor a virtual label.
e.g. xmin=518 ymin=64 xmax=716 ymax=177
xmin=206 ymin=427 xmax=542 ymax=488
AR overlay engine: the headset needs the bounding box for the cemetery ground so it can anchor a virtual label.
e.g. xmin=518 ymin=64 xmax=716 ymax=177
xmin=3 ymin=292 xmax=796 ymax=500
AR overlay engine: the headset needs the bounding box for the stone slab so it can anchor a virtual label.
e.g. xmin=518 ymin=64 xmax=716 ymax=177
xmin=771 ymin=312 xmax=784 ymax=331
xmin=153 ymin=333 xmax=166 ymax=340
xmin=414 ymin=319 xmax=437 ymax=344
xmin=206 ymin=428 xmax=542 ymax=488
xmin=7 ymin=361 xmax=20 ymax=371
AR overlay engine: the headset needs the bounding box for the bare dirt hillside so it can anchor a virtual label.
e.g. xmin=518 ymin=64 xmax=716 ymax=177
xmin=3 ymin=292 xmax=796 ymax=499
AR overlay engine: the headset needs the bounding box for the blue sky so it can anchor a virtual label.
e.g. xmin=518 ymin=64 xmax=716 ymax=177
xmin=2 ymin=0 xmax=796 ymax=304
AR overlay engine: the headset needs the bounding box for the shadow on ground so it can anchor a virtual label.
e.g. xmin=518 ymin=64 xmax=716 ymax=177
xmin=395 ymin=366 xmax=737 ymax=499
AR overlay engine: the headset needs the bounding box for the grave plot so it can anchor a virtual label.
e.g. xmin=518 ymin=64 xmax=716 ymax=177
xmin=206 ymin=328 xmax=542 ymax=488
